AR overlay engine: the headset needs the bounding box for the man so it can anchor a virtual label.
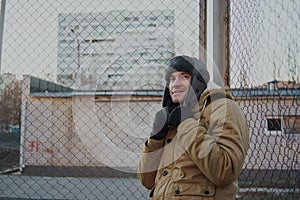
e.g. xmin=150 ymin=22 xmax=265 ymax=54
xmin=138 ymin=55 xmax=249 ymax=199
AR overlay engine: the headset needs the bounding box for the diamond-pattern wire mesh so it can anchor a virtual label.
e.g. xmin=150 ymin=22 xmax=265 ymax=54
xmin=230 ymin=0 xmax=299 ymax=199
xmin=0 ymin=0 xmax=200 ymax=199
xmin=0 ymin=0 xmax=299 ymax=199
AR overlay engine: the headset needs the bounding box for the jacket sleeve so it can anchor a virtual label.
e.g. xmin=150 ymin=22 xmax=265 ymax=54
xmin=176 ymin=99 xmax=249 ymax=187
xmin=137 ymin=138 xmax=164 ymax=190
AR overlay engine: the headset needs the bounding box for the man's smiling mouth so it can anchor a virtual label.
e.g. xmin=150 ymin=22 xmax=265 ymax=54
xmin=172 ymin=89 xmax=185 ymax=95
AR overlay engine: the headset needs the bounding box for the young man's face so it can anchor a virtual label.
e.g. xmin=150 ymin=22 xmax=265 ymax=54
xmin=168 ymin=71 xmax=192 ymax=104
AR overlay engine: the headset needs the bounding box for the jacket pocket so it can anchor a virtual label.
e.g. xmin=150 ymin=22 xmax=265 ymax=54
xmin=172 ymin=182 xmax=215 ymax=199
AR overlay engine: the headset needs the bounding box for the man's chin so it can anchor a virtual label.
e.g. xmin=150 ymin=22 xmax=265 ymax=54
xmin=171 ymin=96 xmax=183 ymax=104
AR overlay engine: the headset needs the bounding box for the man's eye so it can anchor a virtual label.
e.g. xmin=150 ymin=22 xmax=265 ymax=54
xmin=169 ymin=77 xmax=175 ymax=82
xmin=182 ymin=75 xmax=189 ymax=80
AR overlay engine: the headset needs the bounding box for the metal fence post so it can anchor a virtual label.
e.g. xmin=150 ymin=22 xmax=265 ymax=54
xmin=0 ymin=0 xmax=6 ymax=74
xmin=199 ymin=0 xmax=207 ymax=65
xmin=207 ymin=0 xmax=230 ymax=86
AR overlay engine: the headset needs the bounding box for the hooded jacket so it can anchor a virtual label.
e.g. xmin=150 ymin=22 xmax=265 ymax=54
xmin=138 ymin=87 xmax=249 ymax=199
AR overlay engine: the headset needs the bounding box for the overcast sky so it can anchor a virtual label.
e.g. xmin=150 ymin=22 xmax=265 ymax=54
xmin=1 ymin=0 xmax=199 ymax=79
xmin=0 ymin=0 xmax=299 ymax=86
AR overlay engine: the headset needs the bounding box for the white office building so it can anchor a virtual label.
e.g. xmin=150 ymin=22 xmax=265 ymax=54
xmin=57 ymin=10 xmax=175 ymax=90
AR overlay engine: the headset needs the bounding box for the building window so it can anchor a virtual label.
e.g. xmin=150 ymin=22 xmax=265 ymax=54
xmin=265 ymin=115 xmax=300 ymax=136
xmin=148 ymin=23 xmax=156 ymax=27
xmin=265 ymin=117 xmax=283 ymax=135
xmin=267 ymin=118 xmax=281 ymax=131
xmin=124 ymin=17 xmax=131 ymax=22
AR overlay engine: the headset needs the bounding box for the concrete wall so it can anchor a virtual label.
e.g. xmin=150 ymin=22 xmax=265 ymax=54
xmin=20 ymin=76 xmax=300 ymax=173
xmin=20 ymin=76 xmax=162 ymax=173
xmin=237 ymin=97 xmax=300 ymax=170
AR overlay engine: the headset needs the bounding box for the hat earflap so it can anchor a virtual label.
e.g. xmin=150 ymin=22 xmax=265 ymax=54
xmin=162 ymin=87 xmax=179 ymax=112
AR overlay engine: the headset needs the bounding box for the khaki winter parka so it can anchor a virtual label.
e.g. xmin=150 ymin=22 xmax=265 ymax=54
xmin=138 ymin=87 xmax=249 ymax=200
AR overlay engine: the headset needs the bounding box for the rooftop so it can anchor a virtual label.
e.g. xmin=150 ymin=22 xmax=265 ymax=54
xmin=28 ymin=76 xmax=300 ymax=98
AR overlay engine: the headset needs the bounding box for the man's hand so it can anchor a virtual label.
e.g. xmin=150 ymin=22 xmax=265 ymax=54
xmin=168 ymin=105 xmax=194 ymax=128
xmin=150 ymin=108 xmax=169 ymax=140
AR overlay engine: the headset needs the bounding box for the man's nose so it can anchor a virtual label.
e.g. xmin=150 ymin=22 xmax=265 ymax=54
xmin=171 ymin=78 xmax=183 ymax=90
xmin=173 ymin=77 xmax=183 ymax=85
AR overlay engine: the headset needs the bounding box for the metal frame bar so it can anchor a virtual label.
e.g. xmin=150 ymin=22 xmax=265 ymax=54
xmin=0 ymin=0 xmax=6 ymax=74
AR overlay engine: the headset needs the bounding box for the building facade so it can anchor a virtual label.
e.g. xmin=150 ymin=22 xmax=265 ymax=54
xmin=57 ymin=10 xmax=175 ymax=89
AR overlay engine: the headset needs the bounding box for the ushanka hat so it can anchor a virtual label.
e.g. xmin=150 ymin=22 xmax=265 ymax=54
xmin=162 ymin=55 xmax=210 ymax=107
xmin=164 ymin=55 xmax=210 ymax=84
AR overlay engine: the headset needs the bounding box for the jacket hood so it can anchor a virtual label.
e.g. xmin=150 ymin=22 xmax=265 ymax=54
xmin=198 ymin=86 xmax=233 ymax=111
xmin=164 ymin=55 xmax=210 ymax=84
xmin=190 ymin=87 xmax=233 ymax=120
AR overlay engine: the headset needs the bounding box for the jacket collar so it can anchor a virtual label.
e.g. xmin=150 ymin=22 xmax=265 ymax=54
xmin=194 ymin=86 xmax=233 ymax=118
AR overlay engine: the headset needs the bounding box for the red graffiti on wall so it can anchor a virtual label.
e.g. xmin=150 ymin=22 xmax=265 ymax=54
xmin=28 ymin=140 xmax=41 ymax=152
xmin=27 ymin=140 xmax=54 ymax=155
xmin=43 ymin=148 xmax=54 ymax=154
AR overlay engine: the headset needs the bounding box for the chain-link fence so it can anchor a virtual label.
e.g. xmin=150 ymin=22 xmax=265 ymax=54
xmin=229 ymin=0 xmax=299 ymax=199
xmin=0 ymin=0 xmax=299 ymax=199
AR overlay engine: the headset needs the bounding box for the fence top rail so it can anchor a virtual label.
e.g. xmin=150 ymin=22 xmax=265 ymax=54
xmin=231 ymin=88 xmax=300 ymax=97
xmin=29 ymin=87 xmax=300 ymax=98
xmin=27 ymin=76 xmax=300 ymax=98
xmin=30 ymin=90 xmax=163 ymax=98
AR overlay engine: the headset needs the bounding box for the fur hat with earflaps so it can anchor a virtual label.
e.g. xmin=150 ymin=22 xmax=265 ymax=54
xmin=162 ymin=55 xmax=210 ymax=108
